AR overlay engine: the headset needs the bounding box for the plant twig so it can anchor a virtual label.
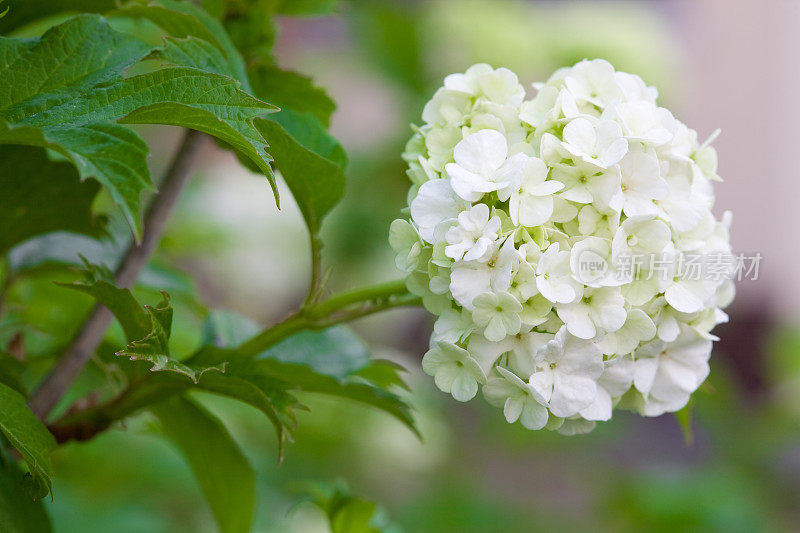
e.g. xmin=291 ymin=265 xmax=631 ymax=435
xmin=49 ymin=280 xmax=421 ymax=443
xmin=28 ymin=129 xmax=206 ymax=421
xmin=237 ymin=279 xmax=414 ymax=356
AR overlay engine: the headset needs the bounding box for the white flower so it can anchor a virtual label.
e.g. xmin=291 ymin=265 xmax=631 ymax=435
xmin=421 ymin=88 xmax=472 ymax=125
xmin=530 ymin=326 xmax=604 ymax=417
xmin=615 ymin=71 xmax=657 ymax=104
xmin=508 ymin=258 xmax=539 ymax=302
xmin=444 ymin=203 xmax=501 ymax=261
xmin=389 ymin=219 xmax=423 ymax=272
xmin=617 ymin=148 xmax=669 ymax=217
xmin=611 ymin=100 xmax=674 ymax=146
xmin=611 ymin=216 xmax=671 ymax=260
xmin=471 ymin=291 xmax=523 ymax=342
xmin=563 ymin=59 xmax=623 ymax=108
xmin=445 ymin=64 xmax=525 ymax=107
xmin=449 ymin=237 xmax=519 ymax=310
xmin=633 ymin=327 xmax=712 ymax=416
xmin=597 ymin=309 xmax=656 ymax=356
xmin=551 ymin=163 xmax=621 ymax=211
xmin=657 ymin=163 xmax=712 ymax=232
xmin=424 ymin=125 xmax=461 ymax=172
xmin=410 ymin=178 xmax=469 ymax=243
xmin=519 ymin=86 xmax=564 ymax=129
xmin=422 ymin=342 xmax=487 ymax=402
xmin=535 ymin=242 xmax=582 ymax=304
xmin=432 ymin=307 xmax=474 ymax=344
xmin=501 ymin=156 xmax=563 ymax=227
xmin=664 ymin=275 xmax=715 ymax=314
xmin=561 ymin=118 xmax=628 ymax=169
xmin=579 ymin=355 xmax=634 ymax=421
xmin=569 ymin=236 xmax=630 ymax=287
xmin=445 ymin=129 xmax=527 ymax=202
xmin=577 ymin=205 xmax=620 ymax=240
xmin=556 ymin=286 xmax=627 ymax=339
xmin=484 ymin=367 xmax=549 ymax=430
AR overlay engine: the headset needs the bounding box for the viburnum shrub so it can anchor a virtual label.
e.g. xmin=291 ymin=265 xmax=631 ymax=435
xmin=391 ymin=60 xmax=734 ymax=434
xmin=0 ymin=0 xmax=735 ymax=528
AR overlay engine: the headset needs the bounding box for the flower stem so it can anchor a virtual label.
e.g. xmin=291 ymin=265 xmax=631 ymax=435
xmin=237 ymin=279 xmax=416 ymax=356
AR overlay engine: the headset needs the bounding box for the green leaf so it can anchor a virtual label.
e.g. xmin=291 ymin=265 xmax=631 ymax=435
xmin=115 ymin=0 xmax=250 ymax=90
xmin=232 ymin=357 xmax=418 ymax=438
xmin=0 ymin=15 xmax=153 ymax=236
xmin=61 ymin=265 xmax=224 ymax=382
xmin=0 ymin=383 xmax=57 ymax=500
xmin=249 ymin=65 xmax=335 ymax=127
xmin=0 ymin=145 xmax=104 ymax=254
xmin=0 ymin=0 xmax=116 ymax=34
xmin=268 ymin=109 xmax=347 ymax=168
xmin=0 ymin=459 xmax=53 ymax=533
xmin=192 ymin=322 xmax=418 ymax=438
xmin=303 ymin=482 xmax=399 ymax=533
xmin=150 ymin=395 xmax=255 ymax=533
xmin=261 ymin=327 xmax=370 ymax=379
xmin=0 ymin=15 xmax=280 ymax=238
xmin=0 ymin=350 xmax=26 ymax=395
xmin=152 ymin=35 xmax=230 ymax=75
xmin=195 ymin=368 xmax=301 ymax=459
xmin=256 ymin=118 xmax=345 ymax=236
xmin=248 ymin=64 xmax=345 ymax=169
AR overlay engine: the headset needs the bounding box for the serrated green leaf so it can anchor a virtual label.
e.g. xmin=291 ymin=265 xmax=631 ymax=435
xmin=0 ymin=119 xmax=151 ymax=237
xmin=232 ymin=357 xmax=419 ymax=438
xmin=248 ymin=64 xmax=345 ymax=169
xmin=193 ymin=323 xmax=418 ymax=438
xmin=151 ymin=395 xmax=255 ymax=533
xmin=115 ymin=292 xmax=226 ymax=383
xmin=0 ymin=459 xmax=53 ymax=533
xmin=256 ymin=118 xmax=345 ymax=236
xmin=115 ymin=0 xmax=250 ymax=90
xmin=0 ymin=16 xmax=153 ymax=115
xmin=0 ymin=15 xmax=154 ymax=236
xmin=0 ymin=15 xmax=280 ymax=238
xmin=61 ymin=266 xmax=224 ymax=382
xmin=0 ymin=383 xmax=57 ymax=500
xmin=194 ymin=367 xmax=301 ymax=459
xmin=152 ymin=35 xmax=230 ymax=75
xmin=0 ymin=145 xmax=104 ymax=254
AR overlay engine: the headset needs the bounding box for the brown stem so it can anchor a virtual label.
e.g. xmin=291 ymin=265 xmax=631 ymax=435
xmin=28 ymin=129 xmax=206 ymax=421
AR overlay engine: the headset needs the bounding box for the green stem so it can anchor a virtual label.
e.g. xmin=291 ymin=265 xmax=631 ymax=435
xmin=50 ymin=279 xmax=421 ymax=442
xmin=237 ymin=279 xmax=415 ymax=356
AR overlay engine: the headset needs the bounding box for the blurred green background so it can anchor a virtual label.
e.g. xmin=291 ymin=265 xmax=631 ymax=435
xmin=4 ymin=0 xmax=798 ymax=531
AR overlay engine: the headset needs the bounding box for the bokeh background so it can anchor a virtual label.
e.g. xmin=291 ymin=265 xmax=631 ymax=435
xmin=14 ymin=0 xmax=800 ymax=531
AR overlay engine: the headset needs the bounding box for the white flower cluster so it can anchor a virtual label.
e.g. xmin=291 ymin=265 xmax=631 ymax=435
xmin=390 ymin=60 xmax=735 ymax=434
